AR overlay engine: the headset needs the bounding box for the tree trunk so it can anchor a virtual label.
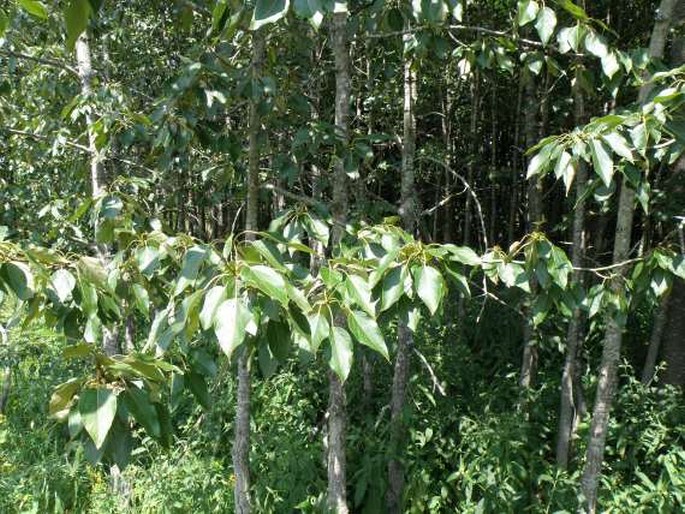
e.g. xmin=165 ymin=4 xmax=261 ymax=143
xmin=556 ymin=65 xmax=588 ymax=469
xmin=75 ymin=33 xmax=118 ymax=357
xmin=387 ymin=38 xmax=417 ymax=514
xmin=662 ymin=279 xmax=685 ymax=387
xmin=232 ymin=28 xmax=264 ymax=514
xmin=0 ymin=366 xmax=10 ymax=414
xmin=327 ymin=8 xmax=351 ymax=513
xmin=641 ymin=292 xmax=670 ymax=385
xmin=520 ymin=75 xmax=540 ymax=390
xmin=581 ymin=5 xmax=679 ymax=510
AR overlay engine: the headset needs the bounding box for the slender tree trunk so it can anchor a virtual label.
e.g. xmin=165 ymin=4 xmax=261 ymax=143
xmin=581 ymin=5 xmax=679 ymax=510
xmin=387 ymin=39 xmax=417 ymax=514
xmin=327 ymin=9 xmax=351 ymax=513
xmin=641 ymin=292 xmax=671 ymax=384
xmin=232 ymin=29 xmax=264 ymax=514
xmin=661 ymin=279 xmax=685 ymax=387
xmin=75 ymin=33 xmax=118 ymax=357
xmin=0 ymin=366 xmax=10 ymax=414
xmin=520 ymin=76 xmax=540 ymax=390
xmin=556 ymin=65 xmax=588 ymax=469
xmin=508 ymin=77 xmax=524 ymax=245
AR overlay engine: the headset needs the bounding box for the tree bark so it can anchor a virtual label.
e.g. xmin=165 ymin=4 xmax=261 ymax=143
xmin=327 ymin=8 xmax=351 ymax=513
xmin=75 ymin=33 xmax=118 ymax=357
xmin=641 ymin=291 xmax=670 ymax=385
xmin=387 ymin=36 xmax=417 ymax=514
xmin=232 ymin=28 xmax=264 ymax=514
xmin=661 ymin=279 xmax=685 ymax=387
xmin=0 ymin=366 xmax=10 ymax=414
xmin=556 ymin=65 xmax=588 ymax=469
xmin=581 ymin=4 xmax=679 ymax=510
xmin=519 ymin=75 xmax=540 ymax=390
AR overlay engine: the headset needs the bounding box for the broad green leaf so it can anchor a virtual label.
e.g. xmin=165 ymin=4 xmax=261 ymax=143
xmin=251 ymin=240 xmax=288 ymax=273
xmin=307 ymin=309 xmax=330 ymax=352
xmin=630 ymin=123 xmax=648 ymax=156
xmin=63 ymin=343 xmax=91 ymax=359
xmin=0 ymin=10 xmax=9 ymax=36
xmin=589 ymin=139 xmax=614 ymax=187
xmin=413 ymin=265 xmax=446 ymax=315
xmin=557 ymin=0 xmax=588 ymax=20
xmin=241 ymin=265 xmax=288 ymax=305
xmin=328 ymin=326 xmax=353 ymax=382
xmin=251 ymin=0 xmax=290 ymax=30
xmin=301 ymin=213 xmax=330 ymax=245
xmin=77 ymin=256 xmax=108 ymax=290
xmin=186 ymin=372 xmax=211 ymax=409
xmin=554 ymin=150 xmax=575 ymax=193
xmin=347 ymin=310 xmax=388 ymax=360
xmin=50 ymin=269 xmax=76 ymax=303
xmin=345 ymin=274 xmax=375 ymax=316
xmin=131 ymin=283 xmax=150 ymax=318
xmin=65 ymin=0 xmax=92 ymax=51
xmin=534 ymin=6 xmax=556 ymax=46
xmin=526 ymin=143 xmax=554 ymax=178
xmin=174 ymin=246 xmax=207 ymax=296
xmin=79 ymin=388 xmax=117 ymax=449
xmin=413 ymin=0 xmax=447 ymax=23
xmin=2 ymin=262 xmax=35 ymax=300
xmin=381 ymin=266 xmax=405 ymax=312
xmin=135 ymin=246 xmax=161 ymax=277
xmin=68 ymin=408 xmax=83 ymax=438
xmin=602 ymin=132 xmax=634 ymax=163
xmin=214 ymin=298 xmax=250 ymax=358
xmin=601 ymin=52 xmax=620 ymax=79
xmin=445 ymin=244 xmax=481 ymax=266
xmin=517 ymin=0 xmax=539 ymax=26
xmin=49 ymin=378 xmax=82 ymax=418
xmin=18 ymin=0 xmax=48 ymax=19
xmin=293 ymin=0 xmax=324 ymax=29
xmin=123 ymin=387 xmax=160 ymax=438
xmin=584 ymin=30 xmax=608 ymax=58
xmin=200 ymin=285 xmax=226 ymax=330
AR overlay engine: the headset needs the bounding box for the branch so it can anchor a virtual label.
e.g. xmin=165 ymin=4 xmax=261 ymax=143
xmin=3 ymin=127 xmax=158 ymax=175
xmin=0 ymin=50 xmax=79 ymax=76
xmin=413 ymin=347 xmax=446 ymax=397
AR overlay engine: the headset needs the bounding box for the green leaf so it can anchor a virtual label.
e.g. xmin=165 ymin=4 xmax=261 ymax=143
xmin=526 ymin=143 xmax=554 ymax=178
xmin=49 ymin=378 xmax=82 ymax=418
xmin=2 ymin=262 xmax=35 ymax=300
xmin=584 ymin=30 xmax=608 ymax=58
xmin=589 ymin=139 xmax=614 ymax=187
xmin=307 ymin=309 xmax=330 ymax=352
xmin=251 ymin=0 xmax=290 ymax=30
xmin=381 ymin=266 xmax=405 ymax=312
xmin=251 ymin=240 xmax=288 ymax=273
xmin=123 ymin=387 xmax=160 ymax=438
xmin=65 ymin=0 xmax=92 ymax=51
xmin=345 ymin=274 xmax=375 ymax=316
xmin=347 ymin=310 xmax=388 ymax=360
xmin=77 ymin=256 xmax=108 ymax=290
xmin=602 ymin=132 xmax=634 ymax=163
xmin=328 ymin=326 xmax=353 ymax=382
xmin=200 ymin=285 xmax=227 ymax=330
xmin=601 ymin=52 xmax=620 ymax=79
xmin=413 ymin=265 xmax=446 ymax=315
xmin=0 ymin=10 xmax=9 ymax=37
xmin=241 ymin=265 xmax=288 ymax=305
xmin=534 ymin=6 xmax=556 ymax=46
xmin=517 ymin=0 xmax=539 ymax=26
xmin=79 ymin=388 xmax=117 ymax=449
xmin=50 ymin=269 xmax=76 ymax=303
xmin=186 ymin=372 xmax=211 ymax=409
xmin=18 ymin=0 xmax=48 ymax=19
xmin=557 ymin=0 xmax=588 ymax=20
xmin=174 ymin=246 xmax=207 ymax=296
xmin=131 ymin=283 xmax=150 ymax=318
xmin=445 ymin=244 xmax=481 ymax=266
xmin=213 ymin=298 xmax=250 ymax=359
xmin=135 ymin=246 xmax=161 ymax=277
xmin=554 ymin=151 xmax=575 ymax=193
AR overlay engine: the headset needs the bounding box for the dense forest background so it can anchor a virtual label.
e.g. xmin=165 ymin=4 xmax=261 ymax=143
xmin=2 ymin=0 xmax=685 ymax=512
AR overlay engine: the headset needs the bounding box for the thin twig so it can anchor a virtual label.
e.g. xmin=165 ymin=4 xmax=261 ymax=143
xmin=0 ymin=49 xmax=79 ymax=76
xmin=413 ymin=347 xmax=446 ymax=397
